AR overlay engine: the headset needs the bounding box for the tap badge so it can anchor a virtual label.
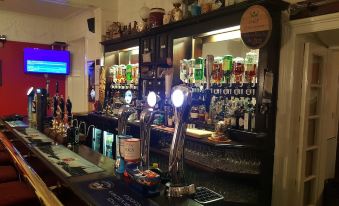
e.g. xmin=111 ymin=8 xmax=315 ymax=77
xmin=124 ymin=90 xmax=133 ymax=104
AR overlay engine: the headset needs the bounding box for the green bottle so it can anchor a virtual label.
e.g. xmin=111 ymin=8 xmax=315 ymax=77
xmin=223 ymin=55 xmax=233 ymax=84
xmin=194 ymin=57 xmax=204 ymax=83
xmin=126 ymin=64 xmax=132 ymax=83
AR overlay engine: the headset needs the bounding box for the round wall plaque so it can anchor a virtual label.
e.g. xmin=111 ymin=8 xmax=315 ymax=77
xmin=240 ymin=5 xmax=272 ymax=49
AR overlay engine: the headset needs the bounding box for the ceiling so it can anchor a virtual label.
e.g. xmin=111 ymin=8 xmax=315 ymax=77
xmin=0 ymin=0 xmax=102 ymax=19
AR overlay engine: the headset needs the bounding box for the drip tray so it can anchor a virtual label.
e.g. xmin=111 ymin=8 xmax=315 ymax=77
xmin=193 ymin=187 xmax=224 ymax=205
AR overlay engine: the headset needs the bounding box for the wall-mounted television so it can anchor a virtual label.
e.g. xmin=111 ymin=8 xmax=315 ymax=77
xmin=24 ymin=48 xmax=70 ymax=75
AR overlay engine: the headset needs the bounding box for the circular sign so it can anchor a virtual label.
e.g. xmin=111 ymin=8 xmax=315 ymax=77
xmin=240 ymin=5 xmax=272 ymax=49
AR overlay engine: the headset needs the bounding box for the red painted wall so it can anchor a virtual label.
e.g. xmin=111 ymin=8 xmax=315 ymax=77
xmin=0 ymin=41 xmax=65 ymax=116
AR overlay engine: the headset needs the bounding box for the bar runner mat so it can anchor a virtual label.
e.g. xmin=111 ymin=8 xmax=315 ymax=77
xmin=75 ymin=177 xmax=159 ymax=206
xmin=13 ymin=128 xmax=53 ymax=144
xmin=5 ymin=120 xmax=28 ymax=128
xmin=35 ymin=144 xmax=104 ymax=177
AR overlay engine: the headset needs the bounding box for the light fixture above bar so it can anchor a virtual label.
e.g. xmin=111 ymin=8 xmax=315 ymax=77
xmin=194 ymin=25 xmax=241 ymax=43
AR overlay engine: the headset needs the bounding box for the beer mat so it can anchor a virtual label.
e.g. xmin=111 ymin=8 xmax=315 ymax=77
xmin=75 ymin=177 xmax=159 ymax=206
xmin=5 ymin=120 xmax=28 ymax=128
xmin=13 ymin=128 xmax=53 ymax=144
xmin=35 ymin=144 xmax=104 ymax=177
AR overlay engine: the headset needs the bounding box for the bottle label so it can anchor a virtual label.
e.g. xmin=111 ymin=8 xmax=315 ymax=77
xmin=223 ymin=59 xmax=232 ymax=71
xmin=239 ymin=117 xmax=244 ymax=127
xmin=168 ymin=118 xmax=173 ymax=127
xmin=244 ymin=113 xmax=249 ymax=130
xmin=191 ymin=112 xmax=199 ymax=119
xmin=251 ymin=115 xmax=255 ymax=131
xmin=231 ymin=117 xmax=236 ymax=126
xmin=224 ymin=117 xmax=231 ymax=126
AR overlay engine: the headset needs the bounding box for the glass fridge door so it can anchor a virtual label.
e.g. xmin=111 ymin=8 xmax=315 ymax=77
xmin=92 ymin=128 xmax=102 ymax=153
xmin=103 ymin=131 xmax=114 ymax=158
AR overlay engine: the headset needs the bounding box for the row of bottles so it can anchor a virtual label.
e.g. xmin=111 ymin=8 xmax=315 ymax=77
xmin=180 ymin=51 xmax=258 ymax=85
xmin=109 ymin=64 xmax=139 ymax=85
xmin=187 ymin=96 xmax=256 ymax=131
xmin=221 ymin=97 xmax=256 ymax=131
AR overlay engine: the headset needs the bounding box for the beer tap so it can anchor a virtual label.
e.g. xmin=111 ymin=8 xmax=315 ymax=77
xmin=116 ymin=90 xmax=136 ymax=174
xmin=139 ymin=92 xmax=160 ymax=170
xmin=167 ymin=85 xmax=196 ymax=197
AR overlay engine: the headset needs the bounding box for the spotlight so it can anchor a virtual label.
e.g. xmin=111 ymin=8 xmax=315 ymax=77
xmin=171 ymin=89 xmax=185 ymax=108
xmin=147 ymin=91 xmax=159 ymax=108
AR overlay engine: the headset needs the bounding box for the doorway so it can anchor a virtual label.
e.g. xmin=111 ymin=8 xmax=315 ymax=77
xmin=272 ymin=13 xmax=339 ymax=206
xmin=296 ymin=37 xmax=339 ymax=206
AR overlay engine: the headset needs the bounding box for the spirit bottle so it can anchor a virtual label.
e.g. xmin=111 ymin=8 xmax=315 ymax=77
xmin=190 ymin=106 xmax=199 ymax=122
xmin=212 ymin=57 xmax=223 ymax=84
xmin=233 ymin=57 xmax=245 ymax=85
xmin=230 ymin=97 xmax=237 ymax=127
xmin=251 ymin=97 xmax=256 ymax=131
xmin=194 ymin=57 xmax=204 ymax=84
xmin=188 ymin=59 xmax=195 ymax=84
xmin=223 ymin=55 xmax=233 ymax=85
xmin=244 ymin=98 xmax=250 ymax=131
xmin=245 ymin=51 xmax=258 ymax=85
xmin=198 ymin=105 xmax=206 ymax=122
xmin=126 ymin=64 xmax=133 ymax=84
xmin=132 ymin=64 xmax=139 ymax=86
xmin=120 ymin=65 xmax=126 ymax=84
xmin=111 ymin=65 xmax=118 ymax=84
xmin=235 ymin=97 xmax=244 ymax=130
xmin=224 ymin=98 xmax=232 ymax=127
xmin=180 ymin=59 xmax=189 ymax=84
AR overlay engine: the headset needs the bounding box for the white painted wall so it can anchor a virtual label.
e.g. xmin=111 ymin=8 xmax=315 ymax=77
xmin=63 ymin=6 xmax=118 ymax=112
xmin=0 ymin=9 xmax=65 ymax=44
xmin=67 ymin=38 xmax=87 ymax=113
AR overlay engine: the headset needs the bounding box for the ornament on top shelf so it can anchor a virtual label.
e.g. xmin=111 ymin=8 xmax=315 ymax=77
xmin=106 ymin=22 xmax=122 ymax=40
xmin=149 ymin=8 xmax=165 ymax=28
xmin=171 ymin=0 xmax=183 ymax=22
xmin=163 ymin=11 xmax=172 ymax=25
xmin=211 ymin=0 xmax=223 ymax=11
xmin=138 ymin=5 xmax=150 ymax=32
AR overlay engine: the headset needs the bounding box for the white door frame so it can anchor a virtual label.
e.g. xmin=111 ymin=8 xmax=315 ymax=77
xmin=273 ymin=12 xmax=339 ymax=206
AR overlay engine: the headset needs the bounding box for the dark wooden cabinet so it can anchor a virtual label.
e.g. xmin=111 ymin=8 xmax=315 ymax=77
xmin=140 ymin=36 xmax=156 ymax=64
xmin=156 ymin=33 xmax=172 ymax=66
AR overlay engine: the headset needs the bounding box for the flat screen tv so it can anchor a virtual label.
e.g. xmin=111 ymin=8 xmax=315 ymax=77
xmin=24 ymin=48 xmax=70 ymax=75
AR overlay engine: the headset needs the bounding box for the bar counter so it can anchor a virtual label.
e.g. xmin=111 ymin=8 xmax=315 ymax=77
xmin=74 ymin=113 xmax=266 ymax=205
xmin=0 ymin=119 xmax=213 ymax=206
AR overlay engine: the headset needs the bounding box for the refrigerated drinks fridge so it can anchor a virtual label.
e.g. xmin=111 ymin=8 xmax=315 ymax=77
xmin=92 ymin=128 xmax=102 ymax=153
xmin=103 ymin=131 xmax=114 ymax=158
